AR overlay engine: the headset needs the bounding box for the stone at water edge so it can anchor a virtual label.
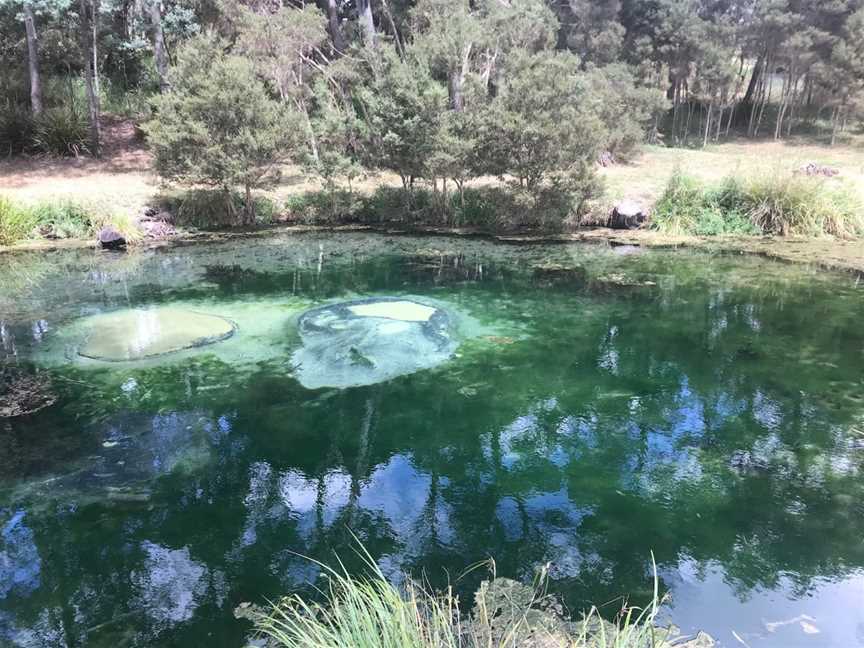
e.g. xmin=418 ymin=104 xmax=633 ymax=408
xmin=608 ymin=199 xmax=648 ymax=229
xmin=98 ymin=226 xmax=127 ymax=250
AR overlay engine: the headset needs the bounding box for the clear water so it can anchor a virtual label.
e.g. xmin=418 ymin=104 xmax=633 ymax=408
xmin=1 ymin=233 xmax=864 ymax=648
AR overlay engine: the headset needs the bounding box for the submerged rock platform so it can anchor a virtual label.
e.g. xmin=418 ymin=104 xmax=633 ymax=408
xmin=77 ymin=307 xmax=236 ymax=362
xmin=292 ymin=297 xmax=458 ymax=389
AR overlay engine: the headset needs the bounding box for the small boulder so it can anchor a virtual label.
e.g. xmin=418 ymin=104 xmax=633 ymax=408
xmin=608 ymin=200 xmax=648 ymax=229
xmin=98 ymin=227 xmax=127 ymax=250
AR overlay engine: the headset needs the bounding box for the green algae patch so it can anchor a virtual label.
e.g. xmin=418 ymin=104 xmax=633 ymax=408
xmin=76 ymin=307 xmax=236 ymax=361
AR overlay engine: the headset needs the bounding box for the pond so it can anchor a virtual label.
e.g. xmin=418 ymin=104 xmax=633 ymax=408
xmin=1 ymin=232 xmax=864 ymax=647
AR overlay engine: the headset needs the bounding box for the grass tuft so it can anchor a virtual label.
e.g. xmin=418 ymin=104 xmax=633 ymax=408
xmin=652 ymin=170 xmax=863 ymax=237
xmin=0 ymin=196 xmax=142 ymax=246
xmin=245 ymin=541 xmax=673 ymax=648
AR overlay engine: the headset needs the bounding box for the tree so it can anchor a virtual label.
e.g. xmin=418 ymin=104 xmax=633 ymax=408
xmin=78 ymin=0 xmax=100 ymax=155
xmin=22 ymin=1 xmax=42 ymax=114
xmin=355 ymin=46 xmax=448 ymax=190
xmin=146 ymin=0 xmax=170 ymax=92
xmin=146 ymin=34 xmax=301 ymax=224
xmin=476 ymin=51 xmax=603 ymax=192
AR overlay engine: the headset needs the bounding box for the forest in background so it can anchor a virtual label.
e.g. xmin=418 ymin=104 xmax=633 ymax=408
xmin=1 ymin=0 xmax=864 ymax=232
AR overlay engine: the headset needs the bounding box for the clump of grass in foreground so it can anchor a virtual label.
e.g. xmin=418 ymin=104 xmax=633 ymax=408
xmin=652 ymin=170 xmax=864 ymax=238
xmin=244 ymin=542 xmax=677 ymax=648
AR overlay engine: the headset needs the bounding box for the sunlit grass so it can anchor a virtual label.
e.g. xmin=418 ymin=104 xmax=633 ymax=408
xmin=246 ymin=541 xmax=671 ymax=648
xmin=652 ymin=170 xmax=864 ymax=238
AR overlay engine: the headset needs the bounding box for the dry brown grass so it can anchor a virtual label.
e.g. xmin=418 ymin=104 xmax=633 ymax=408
xmin=600 ymin=136 xmax=864 ymax=205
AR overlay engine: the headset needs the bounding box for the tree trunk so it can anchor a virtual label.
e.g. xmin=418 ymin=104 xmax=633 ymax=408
xmin=22 ymin=2 xmax=43 ymax=116
xmin=703 ymin=101 xmax=712 ymax=147
xmin=79 ymin=0 xmax=101 ymax=157
xmin=357 ymin=0 xmax=375 ymax=47
xmin=742 ymin=51 xmax=764 ymax=105
xmin=244 ymin=184 xmax=255 ymax=225
xmin=318 ymin=0 xmax=346 ymax=52
xmin=147 ymin=0 xmax=170 ymax=92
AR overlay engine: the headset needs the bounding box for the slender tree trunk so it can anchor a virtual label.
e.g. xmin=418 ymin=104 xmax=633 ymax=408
xmin=318 ymin=0 xmax=346 ymax=52
xmin=742 ymin=51 xmax=764 ymax=105
xmin=703 ymin=100 xmax=712 ymax=147
xmin=147 ymin=0 xmax=170 ymax=92
xmin=357 ymin=0 xmax=375 ymax=47
xmin=79 ymin=0 xmax=101 ymax=156
xmin=22 ymin=2 xmax=43 ymax=115
xmin=244 ymin=183 xmax=254 ymax=225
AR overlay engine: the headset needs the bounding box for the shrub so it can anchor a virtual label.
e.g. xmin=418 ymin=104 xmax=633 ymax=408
xmin=651 ymin=171 xmax=861 ymax=237
xmin=30 ymin=109 xmax=91 ymax=157
xmin=0 ymin=197 xmax=38 ymax=245
xmin=745 ymin=174 xmax=864 ymax=237
xmin=0 ymin=103 xmax=34 ymax=156
xmin=146 ymin=34 xmax=301 ymax=224
xmin=168 ymin=189 xmax=280 ymax=229
xmin=30 ymin=201 xmax=94 ymax=238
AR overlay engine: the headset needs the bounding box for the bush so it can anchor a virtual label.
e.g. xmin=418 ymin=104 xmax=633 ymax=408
xmin=31 ymin=109 xmax=90 ymax=157
xmin=0 ymin=197 xmax=38 ymax=245
xmin=168 ymin=189 xmax=280 ymax=229
xmin=0 ymin=197 xmax=142 ymax=245
xmin=651 ymin=171 xmax=862 ymax=237
xmin=0 ymin=103 xmax=34 ymax=156
xmin=30 ymin=201 xmax=94 ymax=238
xmin=745 ymin=174 xmax=864 ymax=237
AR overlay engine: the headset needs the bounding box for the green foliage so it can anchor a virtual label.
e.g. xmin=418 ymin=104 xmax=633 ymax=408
xmin=356 ymin=47 xmax=449 ymax=187
xmin=146 ymin=34 xmax=301 ymax=224
xmin=30 ymin=108 xmax=90 ymax=156
xmin=30 ymin=200 xmax=93 ymax=238
xmin=653 ymin=171 xmax=863 ymax=237
xmin=0 ymin=196 xmax=38 ymax=245
xmin=474 ymin=50 xmax=603 ymax=218
xmin=745 ymin=174 xmax=864 ymax=237
xmin=0 ymin=196 xmax=142 ymax=244
xmin=168 ymin=189 xmax=279 ymax=229
xmin=0 ymin=101 xmax=34 ymax=156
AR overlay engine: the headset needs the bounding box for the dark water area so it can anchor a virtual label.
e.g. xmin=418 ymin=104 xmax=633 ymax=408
xmin=1 ymin=233 xmax=864 ymax=647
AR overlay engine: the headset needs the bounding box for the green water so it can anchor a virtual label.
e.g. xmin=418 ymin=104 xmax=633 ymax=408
xmin=2 ymin=233 xmax=864 ymax=647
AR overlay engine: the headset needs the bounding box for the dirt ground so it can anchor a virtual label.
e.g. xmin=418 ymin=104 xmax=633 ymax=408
xmin=2 ymin=118 xmax=864 ymax=273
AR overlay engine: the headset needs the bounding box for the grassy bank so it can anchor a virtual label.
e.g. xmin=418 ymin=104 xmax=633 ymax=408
xmin=0 ymin=196 xmax=141 ymax=246
xmin=651 ymin=171 xmax=864 ymax=238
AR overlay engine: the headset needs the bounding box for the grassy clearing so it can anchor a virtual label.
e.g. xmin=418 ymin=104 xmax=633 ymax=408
xmin=244 ymin=544 xmax=677 ymax=648
xmin=652 ymin=171 xmax=864 ymax=237
xmin=0 ymin=195 xmax=142 ymax=246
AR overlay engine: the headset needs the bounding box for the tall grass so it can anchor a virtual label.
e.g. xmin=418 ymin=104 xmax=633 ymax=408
xmin=0 ymin=196 xmax=141 ymax=246
xmin=652 ymin=170 xmax=864 ymax=237
xmin=246 ymin=544 xmax=671 ymax=648
xmin=0 ymin=197 xmax=38 ymax=245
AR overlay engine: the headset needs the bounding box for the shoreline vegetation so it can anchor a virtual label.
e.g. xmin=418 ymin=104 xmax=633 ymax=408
xmin=235 ymin=544 xmax=715 ymax=648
